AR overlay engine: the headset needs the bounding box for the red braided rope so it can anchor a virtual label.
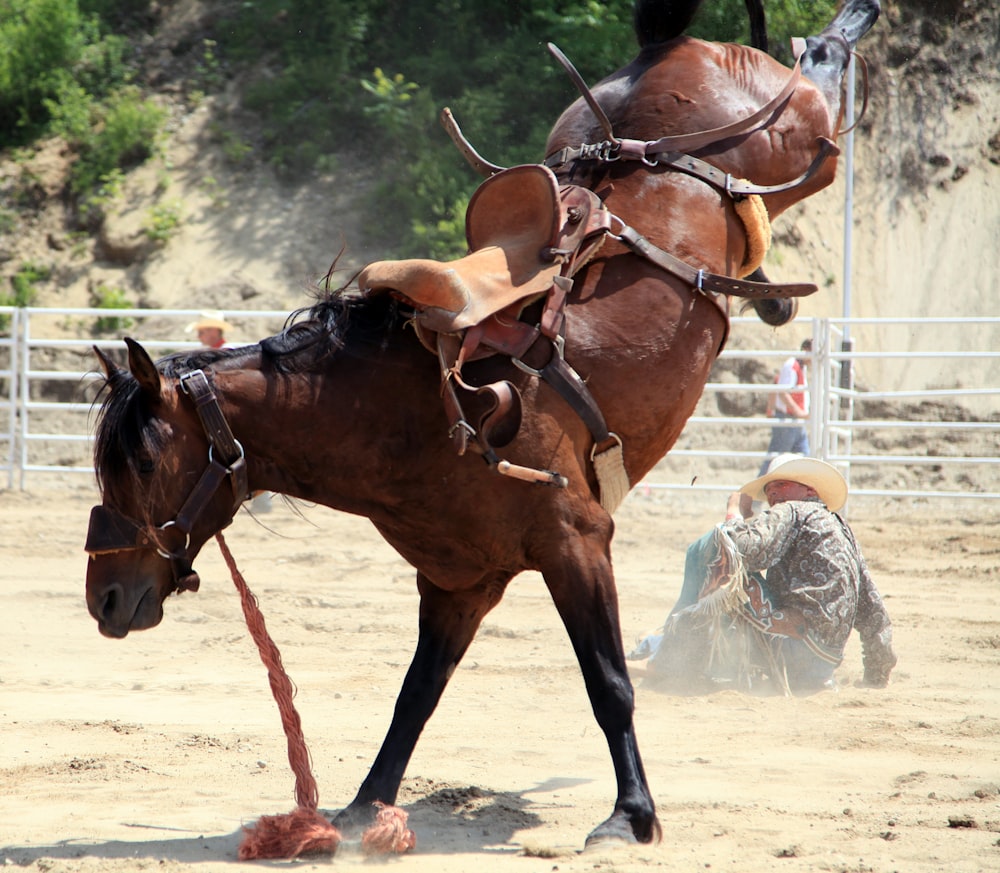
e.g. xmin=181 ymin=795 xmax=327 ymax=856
xmin=216 ymin=531 xmax=318 ymax=811
xmin=214 ymin=532 xmax=416 ymax=860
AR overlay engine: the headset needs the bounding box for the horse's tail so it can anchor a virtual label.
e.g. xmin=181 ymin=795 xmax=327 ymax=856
xmin=633 ymin=0 xmax=704 ymax=47
xmin=634 ymin=0 xmax=770 ymax=52
xmin=744 ymin=0 xmax=768 ymax=52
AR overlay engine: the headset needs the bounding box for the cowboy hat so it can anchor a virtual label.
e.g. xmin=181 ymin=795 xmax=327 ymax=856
xmin=185 ymin=311 xmax=233 ymax=333
xmin=740 ymin=453 xmax=848 ymax=512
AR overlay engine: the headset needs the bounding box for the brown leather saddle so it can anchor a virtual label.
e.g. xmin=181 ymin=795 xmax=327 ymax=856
xmin=359 ymin=164 xmax=617 ymax=493
xmin=360 ymin=164 xmax=609 ymax=353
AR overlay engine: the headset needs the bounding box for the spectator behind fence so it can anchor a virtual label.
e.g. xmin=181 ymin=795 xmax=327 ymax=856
xmin=185 ymin=311 xmax=235 ymax=349
xmin=760 ymin=338 xmax=812 ymax=474
xmin=628 ymin=453 xmax=897 ymax=696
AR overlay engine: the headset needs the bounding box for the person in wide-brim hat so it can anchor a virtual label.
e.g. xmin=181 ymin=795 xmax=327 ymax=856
xmin=184 ymin=311 xmax=233 ymax=334
xmin=185 ymin=311 xmax=233 ymax=350
xmin=628 ymin=452 xmax=895 ymax=696
xmin=739 ymin=452 xmax=848 ymax=513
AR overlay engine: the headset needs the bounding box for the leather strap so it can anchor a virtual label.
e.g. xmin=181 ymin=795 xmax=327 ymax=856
xmin=85 ymin=504 xmax=153 ymax=554
xmin=436 ymin=335 xmax=472 ymax=455
xmin=612 ymin=221 xmax=817 ymax=300
xmin=539 ymin=353 xmax=611 ymax=444
xmin=173 ymin=459 xmax=232 ymax=534
xmin=180 ymin=369 xmax=249 ymax=510
xmin=544 ymin=55 xmax=803 ymax=170
xmin=620 ymin=55 xmax=802 ymax=157
xmin=837 ymin=51 xmax=870 ymax=137
xmin=645 ymin=137 xmax=838 ymax=197
xmin=547 ymin=42 xmax=618 ymax=143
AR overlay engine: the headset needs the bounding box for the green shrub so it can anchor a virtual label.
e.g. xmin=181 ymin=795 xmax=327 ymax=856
xmin=0 ymin=260 xmax=51 ymax=331
xmin=143 ymin=200 xmax=182 ymax=243
xmin=0 ymin=0 xmax=97 ymax=144
xmin=67 ymin=86 xmax=167 ymax=195
xmin=90 ymin=283 xmax=133 ymax=332
xmin=0 ymin=0 xmax=131 ymax=148
xmin=8 ymin=261 xmax=51 ymax=306
xmin=0 ymin=209 xmax=16 ymax=235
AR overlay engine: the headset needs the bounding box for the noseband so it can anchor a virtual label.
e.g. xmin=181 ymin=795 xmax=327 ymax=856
xmin=85 ymin=368 xmax=250 ymax=593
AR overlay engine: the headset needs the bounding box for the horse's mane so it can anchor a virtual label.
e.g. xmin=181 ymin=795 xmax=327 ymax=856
xmin=158 ymin=343 xmax=257 ymax=377
xmin=259 ymin=288 xmax=405 ymax=374
xmin=93 ymin=288 xmax=406 ymax=505
xmin=633 ymin=0 xmax=704 ymax=47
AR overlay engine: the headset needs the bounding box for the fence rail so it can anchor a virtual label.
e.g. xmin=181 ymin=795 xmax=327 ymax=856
xmin=2 ymin=308 xmax=998 ymax=500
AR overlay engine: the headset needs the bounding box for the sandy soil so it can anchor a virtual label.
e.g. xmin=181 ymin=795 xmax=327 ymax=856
xmin=2 ymin=480 xmax=998 ymax=873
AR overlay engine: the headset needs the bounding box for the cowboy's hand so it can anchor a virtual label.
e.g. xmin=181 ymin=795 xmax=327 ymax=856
xmin=725 ymin=492 xmax=752 ymax=520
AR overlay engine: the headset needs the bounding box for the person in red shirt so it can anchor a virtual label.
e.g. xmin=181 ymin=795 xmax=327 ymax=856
xmin=759 ymin=338 xmax=811 ymax=474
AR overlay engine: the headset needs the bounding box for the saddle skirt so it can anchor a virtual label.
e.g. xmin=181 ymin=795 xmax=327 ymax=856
xmin=357 ymin=164 xmax=608 ymax=336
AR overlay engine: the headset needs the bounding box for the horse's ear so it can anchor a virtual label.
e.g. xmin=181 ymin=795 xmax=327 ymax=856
xmin=93 ymin=345 xmax=121 ymax=379
xmin=124 ymin=337 xmax=161 ymax=399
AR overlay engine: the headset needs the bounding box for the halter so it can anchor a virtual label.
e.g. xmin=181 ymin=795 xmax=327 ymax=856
xmin=85 ymin=368 xmax=250 ymax=593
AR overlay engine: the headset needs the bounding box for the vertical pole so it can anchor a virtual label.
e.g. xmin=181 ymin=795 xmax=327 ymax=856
xmin=17 ymin=308 xmax=26 ymax=490
xmin=840 ymin=55 xmax=857 ymax=493
xmin=842 ymin=55 xmax=856 ymax=342
xmin=8 ymin=308 xmax=18 ymax=489
xmin=810 ymin=318 xmax=822 ymax=461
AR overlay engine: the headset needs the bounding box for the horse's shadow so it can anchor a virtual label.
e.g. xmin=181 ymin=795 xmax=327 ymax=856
xmin=0 ymin=777 xmax=592 ymax=864
xmin=0 ymin=830 xmax=243 ymax=866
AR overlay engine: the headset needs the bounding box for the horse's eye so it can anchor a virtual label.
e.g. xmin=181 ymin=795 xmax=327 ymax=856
xmin=138 ymin=458 xmax=155 ymax=474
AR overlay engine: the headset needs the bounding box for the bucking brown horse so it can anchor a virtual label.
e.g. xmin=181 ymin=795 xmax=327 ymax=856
xmin=84 ymin=0 xmax=879 ymax=849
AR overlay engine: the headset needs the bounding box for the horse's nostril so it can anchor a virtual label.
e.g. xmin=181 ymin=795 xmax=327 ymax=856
xmin=99 ymin=585 xmax=121 ymax=621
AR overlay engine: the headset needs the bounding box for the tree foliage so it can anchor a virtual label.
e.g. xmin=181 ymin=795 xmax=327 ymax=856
xmin=2 ymin=0 xmax=838 ymax=251
xmin=213 ymin=0 xmax=834 ymax=255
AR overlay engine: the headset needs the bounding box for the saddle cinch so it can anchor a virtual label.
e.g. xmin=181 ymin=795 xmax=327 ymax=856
xmin=358 ymin=163 xmax=632 ymax=512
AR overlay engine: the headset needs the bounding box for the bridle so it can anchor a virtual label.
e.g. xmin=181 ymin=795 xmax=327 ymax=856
xmin=85 ymin=368 xmax=250 ymax=594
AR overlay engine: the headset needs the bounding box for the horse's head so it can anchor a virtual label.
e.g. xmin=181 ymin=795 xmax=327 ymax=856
xmin=85 ymin=339 xmax=246 ymax=638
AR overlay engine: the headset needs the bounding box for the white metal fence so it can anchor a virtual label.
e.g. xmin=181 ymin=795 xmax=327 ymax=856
xmin=4 ymin=306 xmax=288 ymax=489
xmin=650 ymin=316 xmax=1000 ymax=501
xmin=2 ymin=308 xmax=998 ymax=500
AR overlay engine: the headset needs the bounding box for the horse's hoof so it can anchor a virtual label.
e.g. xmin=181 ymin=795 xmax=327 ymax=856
xmin=331 ymin=804 xmax=378 ymax=838
xmin=584 ymin=815 xmax=640 ymax=850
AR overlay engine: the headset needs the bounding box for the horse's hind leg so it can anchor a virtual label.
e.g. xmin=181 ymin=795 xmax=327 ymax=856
xmin=799 ymin=0 xmax=880 ymax=109
xmin=333 ymin=571 xmax=504 ymax=834
xmin=539 ymin=521 xmax=660 ymax=846
xmin=825 ymin=0 xmax=881 ymax=48
xmin=742 ymin=269 xmax=798 ymax=327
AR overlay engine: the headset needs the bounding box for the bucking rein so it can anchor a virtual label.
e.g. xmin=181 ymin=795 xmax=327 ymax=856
xmin=356 ymin=41 xmax=867 ymax=515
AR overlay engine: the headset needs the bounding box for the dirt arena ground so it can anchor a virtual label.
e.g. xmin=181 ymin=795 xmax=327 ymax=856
xmin=2 ymin=479 xmax=998 ymax=872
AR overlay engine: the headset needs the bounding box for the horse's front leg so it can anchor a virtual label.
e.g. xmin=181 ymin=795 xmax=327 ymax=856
xmin=333 ymin=570 xmax=506 ymax=834
xmin=540 ymin=522 xmax=661 ymax=847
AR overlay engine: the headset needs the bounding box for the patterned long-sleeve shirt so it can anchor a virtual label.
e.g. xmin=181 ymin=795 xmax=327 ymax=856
xmin=720 ymin=498 xmax=897 ymax=685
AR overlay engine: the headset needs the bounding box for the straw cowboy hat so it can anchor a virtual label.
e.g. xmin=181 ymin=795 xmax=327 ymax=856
xmin=185 ymin=311 xmax=233 ymax=334
xmin=740 ymin=453 xmax=848 ymax=512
